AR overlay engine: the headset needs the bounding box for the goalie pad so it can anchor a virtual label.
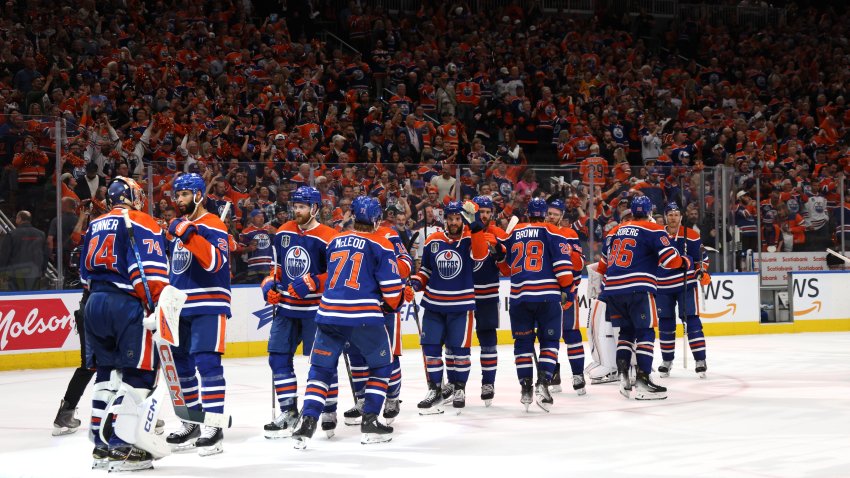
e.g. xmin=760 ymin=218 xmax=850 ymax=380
xmin=584 ymin=299 xmax=618 ymax=379
xmin=90 ymin=369 xmax=122 ymax=444
xmin=586 ymin=263 xmax=603 ymax=300
xmin=106 ymin=385 xmax=171 ymax=459
xmin=143 ymin=285 xmax=186 ymax=346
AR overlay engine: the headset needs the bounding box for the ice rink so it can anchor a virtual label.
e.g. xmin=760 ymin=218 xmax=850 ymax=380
xmin=1 ymin=332 xmax=848 ymax=478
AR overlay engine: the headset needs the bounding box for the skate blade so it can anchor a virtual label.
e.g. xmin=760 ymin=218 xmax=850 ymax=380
xmin=292 ymin=437 xmax=309 ymax=450
xmin=108 ymin=460 xmax=153 ymax=473
xmin=590 ymin=375 xmax=618 ymax=385
xmin=619 ymin=387 xmax=632 ymax=399
xmin=549 ymin=385 xmax=563 ymax=393
xmin=169 ymin=440 xmax=198 ymax=452
xmin=522 ymin=402 xmax=531 ymax=412
xmin=324 ymin=429 xmax=335 ymax=439
xmin=575 ymin=388 xmax=587 ymax=396
xmin=343 ymin=417 xmax=362 ymax=426
xmin=383 ymin=416 xmax=396 ymax=425
xmin=659 ymin=372 xmax=670 ymax=378
xmin=698 ymin=372 xmax=707 ymax=379
xmin=92 ymin=459 xmax=109 ymax=470
xmin=535 ymin=400 xmax=552 ymax=413
xmin=483 ymin=399 xmax=492 ymax=407
xmin=361 ymin=433 xmax=392 ymax=445
xmin=635 ymin=392 xmax=667 ymax=400
xmin=52 ymin=425 xmax=78 ymax=436
xmin=417 ymin=406 xmax=444 ymax=416
xmin=263 ymin=430 xmax=294 ymax=439
xmin=197 ymin=443 xmax=223 ymax=457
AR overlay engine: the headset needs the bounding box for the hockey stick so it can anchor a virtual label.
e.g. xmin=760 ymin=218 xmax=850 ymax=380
xmin=268 ymin=225 xmax=281 ymax=421
xmin=342 ymin=351 xmax=358 ymax=403
xmin=680 ymin=180 xmax=689 ymax=370
xmin=409 ymin=294 xmax=430 ymax=385
xmin=826 ymin=248 xmax=850 ymax=264
xmin=122 ymin=208 xmax=231 ymax=429
xmin=505 ymin=215 xmax=520 ymax=235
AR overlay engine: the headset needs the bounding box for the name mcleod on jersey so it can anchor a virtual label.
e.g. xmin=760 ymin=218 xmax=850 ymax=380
xmin=285 ymin=246 xmax=311 ymax=279
xmin=331 ymin=236 xmax=367 ymax=249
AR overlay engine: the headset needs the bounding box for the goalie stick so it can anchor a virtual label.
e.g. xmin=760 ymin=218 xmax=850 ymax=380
xmin=122 ymin=208 xmax=231 ymax=429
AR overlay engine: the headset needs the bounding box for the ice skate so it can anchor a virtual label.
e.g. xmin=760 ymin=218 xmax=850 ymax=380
xmin=572 ymin=374 xmax=587 ymax=396
xmin=519 ymin=378 xmax=533 ymax=412
xmin=344 ymin=398 xmax=364 ymax=426
xmin=321 ymin=412 xmax=338 ymax=438
xmin=264 ymin=408 xmax=299 ymax=439
xmin=695 ymin=360 xmax=707 ymax=379
xmin=291 ymin=415 xmax=317 ymax=450
xmin=107 ymin=446 xmax=153 ymax=472
xmin=195 ymin=426 xmax=223 ymax=456
xmin=481 ymin=383 xmax=495 ymax=407
xmin=360 ymin=413 xmax=393 ymax=445
xmin=440 ymin=381 xmax=454 ymax=401
xmin=52 ymin=400 xmax=81 ymax=436
xmin=658 ymin=360 xmax=673 ymax=378
xmin=417 ymin=383 xmax=444 ymax=415
xmin=617 ymin=359 xmax=632 ymax=399
xmin=451 ymin=382 xmax=466 ymax=414
xmin=589 ymin=370 xmax=618 ymax=384
xmin=634 ymin=372 xmax=668 ymax=400
xmin=382 ymin=398 xmax=400 ymax=425
xmin=535 ymin=379 xmax=554 ymax=412
xmin=549 ymin=363 xmax=563 ymax=393
xmin=166 ymin=421 xmax=200 ymax=451
xmin=92 ymin=445 xmax=109 ymax=470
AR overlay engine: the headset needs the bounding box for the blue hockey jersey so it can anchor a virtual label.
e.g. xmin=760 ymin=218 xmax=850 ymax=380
xmin=598 ymin=220 xmax=684 ymax=297
xmin=315 ymin=231 xmax=403 ymax=326
xmin=80 ymin=208 xmax=169 ymax=305
xmin=377 ymin=225 xmax=413 ymax=280
xmin=266 ymin=220 xmax=337 ymax=318
xmin=473 ymin=223 xmax=507 ymax=305
xmin=414 ymin=227 xmax=488 ymax=312
xmin=499 ymin=222 xmax=574 ymax=304
xmin=240 ymin=225 xmax=274 ymax=272
xmin=656 ymin=225 xmax=706 ymax=294
xmin=168 ymin=212 xmax=231 ymax=317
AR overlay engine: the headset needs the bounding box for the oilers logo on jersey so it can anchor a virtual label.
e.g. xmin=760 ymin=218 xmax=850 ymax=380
xmin=285 ymin=246 xmax=311 ymax=279
xmin=255 ymin=233 xmax=271 ymax=250
xmin=171 ymin=241 xmax=193 ymax=274
xmin=436 ymin=250 xmax=462 ymax=279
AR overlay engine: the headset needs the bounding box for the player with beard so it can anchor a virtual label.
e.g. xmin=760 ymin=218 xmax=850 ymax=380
xmin=260 ymin=187 xmax=339 ymax=439
xmin=163 ymin=173 xmax=231 ymax=456
xmin=409 ymin=201 xmax=488 ymax=414
xmin=544 ymin=199 xmax=588 ymax=396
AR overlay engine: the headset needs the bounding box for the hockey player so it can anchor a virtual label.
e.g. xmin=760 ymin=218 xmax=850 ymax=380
xmin=290 ymin=196 xmax=403 ymax=448
xmin=655 ymin=202 xmax=710 ymax=378
xmin=80 ymin=177 xmax=170 ymax=471
xmin=409 ymin=200 xmax=488 ymax=413
xmin=583 ymin=224 xmax=620 ymax=385
xmin=163 ymin=173 xmax=231 ymax=456
xmin=597 ymin=196 xmax=688 ymax=400
xmin=260 ymin=186 xmax=339 ymax=439
xmin=471 ymin=195 xmax=506 ymax=406
xmin=498 ymin=197 xmax=574 ymax=412
xmin=343 ymin=214 xmax=413 ymax=425
xmin=545 ymin=199 xmax=588 ymax=396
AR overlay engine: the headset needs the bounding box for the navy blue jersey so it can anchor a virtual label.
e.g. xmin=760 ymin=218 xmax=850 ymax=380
xmin=240 ymin=225 xmax=274 ymax=272
xmin=414 ymin=228 xmax=488 ymax=313
xmin=270 ymin=221 xmax=337 ymax=318
xmin=473 ymin=223 xmax=507 ymax=305
xmin=168 ymin=212 xmax=231 ymax=317
xmin=500 ymin=222 xmax=574 ymax=305
xmin=656 ymin=226 xmax=705 ymax=294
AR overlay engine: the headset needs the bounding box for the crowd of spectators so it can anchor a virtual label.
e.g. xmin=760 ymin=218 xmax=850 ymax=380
xmin=1 ymin=0 xmax=850 ymax=287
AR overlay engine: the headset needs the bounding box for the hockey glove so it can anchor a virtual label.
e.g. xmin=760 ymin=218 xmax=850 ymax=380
xmin=267 ymin=289 xmax=283 ymax=305
xmin=261 ymin=278 xmax=285 ymax=303
xmin=696 ymin=269 xmax=711 ymax=286
xmin=288 ymin=273 xmax=318 ymax=299
xmin=380 ymin=302 xmax=397 ymax=314
xmin=484 ymin=232 xmax=498 ymax=246
xmin=561 ymin=289 xmax=575 ymax=310
xmin=408 ymin=276 xmax=424 ymax=292
xmin=461 ymin=200 xmax=485 ymax=233
xmin=678 ymin=256 xmax=692 ymax=271
xmin=404 ymin=285 xmax=416 ymax=303
xmin=493 ymin=244 xmax=507 ymax=262
xmin=168 ymin=217 xmax=197 ymax=242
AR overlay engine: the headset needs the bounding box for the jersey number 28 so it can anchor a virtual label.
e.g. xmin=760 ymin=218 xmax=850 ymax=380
xmin=510 ymin=240 xmax=544 ymax=274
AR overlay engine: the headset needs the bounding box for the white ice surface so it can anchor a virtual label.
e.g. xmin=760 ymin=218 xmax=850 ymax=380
xmin=1 ymin=332 xmax=849 ymax=478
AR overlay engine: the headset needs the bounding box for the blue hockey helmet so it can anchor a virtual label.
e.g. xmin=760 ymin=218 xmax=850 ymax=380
xmin=631 ymin=195 xmax=653 ymax=218
xmin=472 ymin=195 xmax=494 ymax=210
xmin=106 ymin=176 xmax=145 ymax=211
xmin=352 ymin=195 xmax=382 ymax=225
xmin=291 ymin=186 xmax=322 ymax=206
xmin=548 ymin=198 xmax=566 ymax=212
xmin=527 ymin=197 xmax=548 ymax=218
xmin=444 ymin=201 xmax=464 ymax=217
xmin=173 ymin=172 xmax=206 ymax=197
xmin=663 ymin=201 xmax=680 ymax=215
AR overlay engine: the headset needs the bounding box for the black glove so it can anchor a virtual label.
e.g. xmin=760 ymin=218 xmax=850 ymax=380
xmin=381 ymin=302 xmax=396 ymax=314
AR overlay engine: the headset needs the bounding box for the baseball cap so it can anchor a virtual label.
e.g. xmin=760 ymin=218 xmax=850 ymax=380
xmin=736 ymin=190 xmax=749 ymax=199
xmin=275 ymin=133 xmax=286 ymax=141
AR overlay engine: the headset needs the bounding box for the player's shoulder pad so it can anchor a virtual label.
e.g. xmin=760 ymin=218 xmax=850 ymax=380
xmin=560 ymin=225 xmax=579 ymax=239
xmin=542 ymin=222 xmax=569 ymax=240
xmin=278 ymin=221 xmax=300 ymax=234
xmin=377 ymin=225 xmax=401 ymax=240
xmin=195 ymin=212 xmax=227 ymax=233
xmin=486 ymin=224 xmax=508 ymax=240
xmin=685 ymin=227 xmax=701 ymax=240
xmin=308 ymin=223 xmax=338 ymax=243
xmin=424 ymin=230 xmax=449 ymax=245
xmin=127 ymin=210 xmax=163 ymax=233
xmin=629 ymin=219 xmax=665 ymax=232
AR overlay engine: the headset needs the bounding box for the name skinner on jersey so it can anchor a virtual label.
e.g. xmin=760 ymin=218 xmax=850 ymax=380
xmin=90 ymin=218 xmax=119 ymax=233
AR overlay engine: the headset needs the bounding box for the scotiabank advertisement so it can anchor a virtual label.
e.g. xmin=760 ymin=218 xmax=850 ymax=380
xmin=0 ymin=272 xmax=762 ymax=364
xmin=754 ymin=252 xmax=829 ymax=287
